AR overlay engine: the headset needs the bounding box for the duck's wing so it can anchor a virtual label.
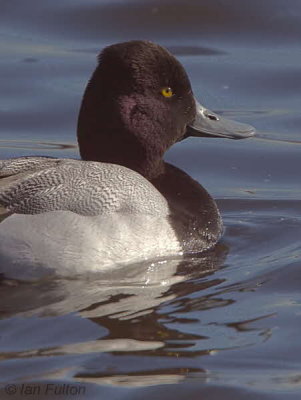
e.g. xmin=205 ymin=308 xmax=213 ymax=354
xmin=0 ymin=156 xmax=62 ymax=178
xmin=0 ymin=157 xmax=63 ymax=216
xmin=0 ymin=157 xmax=168 ymax=217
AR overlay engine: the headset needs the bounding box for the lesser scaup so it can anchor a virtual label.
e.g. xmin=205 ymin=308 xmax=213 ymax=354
xmin=0 ymin=41 xmax=254 ymax=279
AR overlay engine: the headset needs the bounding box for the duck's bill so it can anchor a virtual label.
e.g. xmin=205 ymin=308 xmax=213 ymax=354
xmin=187 ymin=99 xmax=255 ymax=139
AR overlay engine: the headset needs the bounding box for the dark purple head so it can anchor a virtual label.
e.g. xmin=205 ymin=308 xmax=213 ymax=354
xmin=77 ymin=41 xmax=254 ymax=179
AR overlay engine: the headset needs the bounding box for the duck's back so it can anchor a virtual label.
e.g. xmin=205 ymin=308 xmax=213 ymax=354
xmin=0 ymin=157 xmax=182 ymax=279
xmin=0 ymin=157 xmax=168 ymax=216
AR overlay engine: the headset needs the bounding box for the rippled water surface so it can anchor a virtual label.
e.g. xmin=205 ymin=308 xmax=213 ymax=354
xmin=0 ymin=1 xmax=301 ymax=399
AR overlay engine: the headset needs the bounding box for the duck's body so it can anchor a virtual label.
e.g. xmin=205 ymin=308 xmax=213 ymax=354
xmin=0 ymin=211 xmax=182 ymax=279
xmin=0 ymin=157 xmax=219 ymax=278
xmin=0 ymin=41 xmax=254 ymax=279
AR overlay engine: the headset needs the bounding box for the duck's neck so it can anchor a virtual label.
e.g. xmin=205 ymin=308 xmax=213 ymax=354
xmin=78 ymin=115 xmax=165 ymax=180
xmin=77 ymin=83 xmax=167 ymax=180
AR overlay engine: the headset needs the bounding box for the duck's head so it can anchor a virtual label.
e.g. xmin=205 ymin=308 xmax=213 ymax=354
xmin=78 ymin=40 xmax=254 ymax=179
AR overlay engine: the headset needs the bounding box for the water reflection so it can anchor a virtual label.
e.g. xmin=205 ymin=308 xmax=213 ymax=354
xmin=0 ymin=245 xmax=228 ymax=385
xmin=0 ymin=140 xmax=76 ymax=151
xmin=0 ymin=235 xmax=278 ymax=388
xmin=1 ymin=244 xmax=227 ymax=319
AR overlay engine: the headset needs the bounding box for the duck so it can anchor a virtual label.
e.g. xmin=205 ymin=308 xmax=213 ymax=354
xmin=0 ymin=40 xmax=254 ymax=279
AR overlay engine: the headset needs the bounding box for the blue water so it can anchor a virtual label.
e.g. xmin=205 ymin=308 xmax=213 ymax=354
xmin=0 ymin=1 xmax=301 ymax=399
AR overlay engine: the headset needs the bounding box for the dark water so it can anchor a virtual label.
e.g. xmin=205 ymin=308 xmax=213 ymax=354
xmin=0 ymin=1 xmax=301 ymax=399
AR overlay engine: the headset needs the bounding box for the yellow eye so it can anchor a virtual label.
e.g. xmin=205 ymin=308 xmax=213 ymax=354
xmin=161 ymin=87 xmax=174 ymax=98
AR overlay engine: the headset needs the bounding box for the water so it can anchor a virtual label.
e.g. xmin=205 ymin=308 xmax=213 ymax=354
xmin=0 ymin=1 xmax=301 ymax=398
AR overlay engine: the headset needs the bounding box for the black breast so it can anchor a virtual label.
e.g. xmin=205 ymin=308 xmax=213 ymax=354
xmin=151 ymin=163 xmax=222 ymax=252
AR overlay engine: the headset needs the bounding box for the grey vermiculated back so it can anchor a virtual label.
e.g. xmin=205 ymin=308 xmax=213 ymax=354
xmin=0 ymin=157 xmax=169 ymax=216
xmin=0 ymin=156 xmax=61 ymax=177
